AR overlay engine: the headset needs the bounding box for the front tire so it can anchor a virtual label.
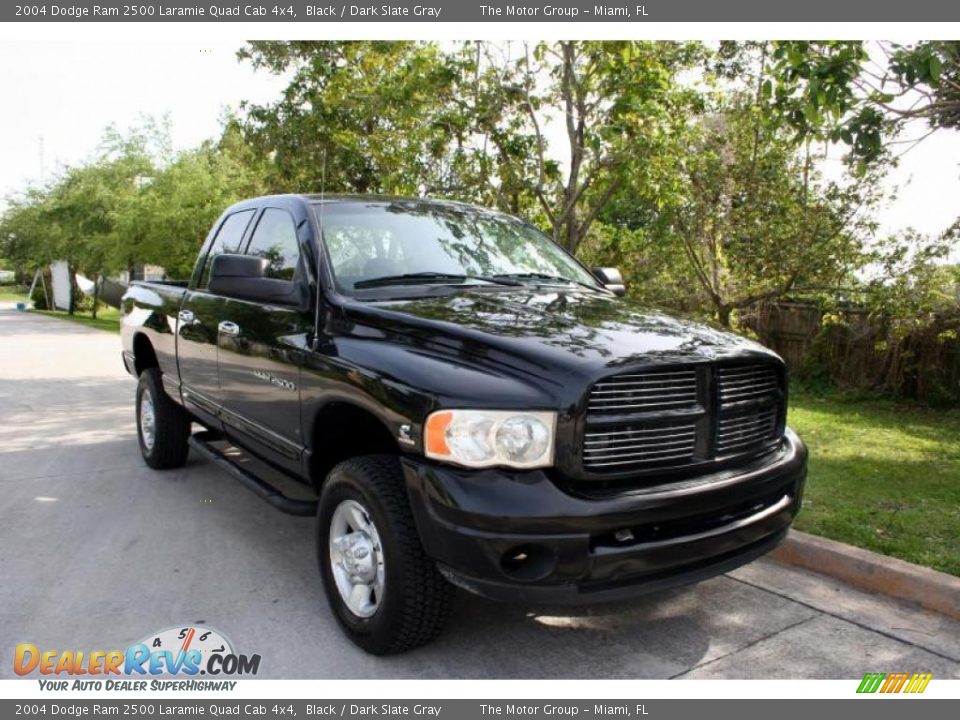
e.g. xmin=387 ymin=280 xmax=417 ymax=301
xmin=136 ymin=368 xmax=190 ymax=469
xmin=318 ymin=455 xmax=452 ymax=655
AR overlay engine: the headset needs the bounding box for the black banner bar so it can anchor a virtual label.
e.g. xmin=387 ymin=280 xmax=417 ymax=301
xmin=4 ymin=1 xmax=960 ymax=23
xmin=0 ymin=700 xmax=957 ymax=720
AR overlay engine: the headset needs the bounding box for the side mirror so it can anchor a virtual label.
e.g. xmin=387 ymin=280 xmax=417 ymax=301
xmin=209 ymin=254 xmax=304 ymax=306
xmin=592 ymin=267 xmax=626 ymax=297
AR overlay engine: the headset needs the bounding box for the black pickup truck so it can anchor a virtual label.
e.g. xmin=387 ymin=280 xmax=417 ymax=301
xmin=121 ymin=194 xmax=807 ymax=654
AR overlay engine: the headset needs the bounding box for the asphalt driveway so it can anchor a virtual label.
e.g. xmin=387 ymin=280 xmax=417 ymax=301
xmin=1 ymin=307 xmax=958 ymax=679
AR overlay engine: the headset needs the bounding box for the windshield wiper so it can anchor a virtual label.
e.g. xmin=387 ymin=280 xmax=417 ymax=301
xmin=492 ymin=272 xmax=602 ymax=292
xmin=353 ymin=272 xmax=521 ymax=289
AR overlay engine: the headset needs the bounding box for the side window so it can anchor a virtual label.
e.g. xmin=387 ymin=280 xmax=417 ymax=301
xmin=199 ymin=209 xmax=255 ymax=289
xmin=244 ymin=208 xmax=301 ymax=281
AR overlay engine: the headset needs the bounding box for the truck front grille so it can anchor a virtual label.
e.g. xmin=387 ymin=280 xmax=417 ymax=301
xmin=582 ymin=420 xmax=698 ymax=469
xmin=580 ymin=361 xmax=784 ymax=477
xmin=587 ymin=368 xmax=698 ymax=414
xmin=716 ymin=405 xmax=779 ymax=453
xmin=715 ymin=363 xmax=783 ymax=455
xmin=717 ymin=365 xmax=780 ymax=404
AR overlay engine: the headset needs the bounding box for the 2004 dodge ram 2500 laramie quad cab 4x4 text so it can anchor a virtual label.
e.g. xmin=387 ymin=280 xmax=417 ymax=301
xmin=121 ymin=194 xmax=808 ymax=655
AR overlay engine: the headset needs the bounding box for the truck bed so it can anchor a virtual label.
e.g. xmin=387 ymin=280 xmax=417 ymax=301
xmin=120 ymin=280 xmax=188 ymax=383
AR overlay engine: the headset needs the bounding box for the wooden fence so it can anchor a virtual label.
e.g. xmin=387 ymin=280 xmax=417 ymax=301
xmin=743 ymin=301 xmax=960 ymax=404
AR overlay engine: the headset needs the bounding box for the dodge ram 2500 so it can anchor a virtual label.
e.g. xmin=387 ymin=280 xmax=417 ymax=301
xmin=121 ymin=194 xmax=807 ymax=654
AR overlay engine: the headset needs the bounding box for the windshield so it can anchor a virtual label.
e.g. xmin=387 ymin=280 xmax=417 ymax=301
xmin=315 ymin=201 xmax=601 ymax=295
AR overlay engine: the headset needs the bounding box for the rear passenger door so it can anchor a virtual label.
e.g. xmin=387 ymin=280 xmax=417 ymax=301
xmin=216 ymin=206 xmax=312 ymax=473
xmin=177 ymin=208 xmax=256 ymax=425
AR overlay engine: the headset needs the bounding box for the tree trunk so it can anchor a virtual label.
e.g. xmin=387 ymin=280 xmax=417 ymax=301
xmin=716 ymin=304 xmax=733 ymax=328
xmin=560 ymin=41 xmax=584 ymax=255
xmin=67 ymin=263 xmax=80 ymax=315
xmin=563 ymin=219 xmax=581 ymax=254
xmin=91 ymin=274 xmax=101 ymax=320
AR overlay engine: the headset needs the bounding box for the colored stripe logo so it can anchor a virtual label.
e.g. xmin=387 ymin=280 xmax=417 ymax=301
xmin=857 ymin=672 xmax=932 ymax=693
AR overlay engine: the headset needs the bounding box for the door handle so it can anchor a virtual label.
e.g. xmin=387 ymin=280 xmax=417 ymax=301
xmin=178 ymin=309 xmax=195 ymax=324
xmin=218 ymin=321 xmax=240 ymax=337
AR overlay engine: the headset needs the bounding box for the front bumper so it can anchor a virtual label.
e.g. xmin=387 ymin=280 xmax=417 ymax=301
xmin=402 ymin=428 xmax=807 ymax=604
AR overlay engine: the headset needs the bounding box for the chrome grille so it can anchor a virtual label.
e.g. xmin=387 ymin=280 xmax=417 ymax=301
xmin=717 ymin=405 xmax=779 ymax=453
xmin=716 ymin=363 xmax=782 ymax=455
xmin=717 ymin=365 xmax=780 ymax=404
xmin=583 ymin=421 xmax=697 ymax=470
xmin=580 ymin=361 xmax=784 ymax=477
xmin=587 ymin=368 xmax=698 ymax=414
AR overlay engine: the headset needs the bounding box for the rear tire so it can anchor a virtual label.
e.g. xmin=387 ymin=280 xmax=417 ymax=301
xmin=136 ymin=368 xmax=190 ymax=469
xmin=318 ymin=455 xmax=452 ymax=655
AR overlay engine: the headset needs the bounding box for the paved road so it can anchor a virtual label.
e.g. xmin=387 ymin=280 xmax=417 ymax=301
xmin=1 ymin=307 xmax=958 ymax=679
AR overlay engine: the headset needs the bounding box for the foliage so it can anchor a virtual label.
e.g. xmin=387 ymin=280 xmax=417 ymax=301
xmin=748 ymin=236 xmax=960 ymax=405
xmin=582 ymin=89 xmax=879 ymax=327
xmin=827 ymin=237 xmax=960 ymax=403
xmin=133 ymin=123 xmax=269 ymax=278
xmin=0 ymin=118 xmax=266 ymax=294
xmin=238 ymin=41 xmax=704 ymax=255
xmin=765 ymin=41 xmax=960 ymax=164
xmin=672 ymin=104 xmax=875 ymax=326
xmin=862 ymin=232 xmax=958 ymax=315
xmin=508 ymin=41 xmax=703 ymax=253
xmin=238 ymin=41 xmax=465 ymax=196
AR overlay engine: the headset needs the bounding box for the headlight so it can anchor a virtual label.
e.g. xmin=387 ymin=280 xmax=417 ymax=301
xmin=424 ymin=410 xmax=556 ymax=469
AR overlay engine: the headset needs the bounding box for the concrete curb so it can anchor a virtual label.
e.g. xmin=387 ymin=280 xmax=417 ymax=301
xmin=770 ymin=530 xmax=960 ymax=620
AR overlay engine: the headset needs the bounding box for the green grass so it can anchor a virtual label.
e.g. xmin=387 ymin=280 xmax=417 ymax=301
xmin=33 ymin=305 xmax=121 ymax=334
xmin=789 ymin=388 xmax=960 ymax=576
xmin=2 ymin=287 xmax=121 ymax=333
xmin=0 ymin=287 xmax=30 ymax=304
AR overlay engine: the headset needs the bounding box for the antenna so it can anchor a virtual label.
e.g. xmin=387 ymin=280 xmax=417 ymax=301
xmin=313 ymin=149 xmax=327 ymax=349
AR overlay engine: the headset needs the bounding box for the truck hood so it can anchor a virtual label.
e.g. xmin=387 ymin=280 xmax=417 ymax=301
xmin=345 ymin=288 xmax=779 ymax=376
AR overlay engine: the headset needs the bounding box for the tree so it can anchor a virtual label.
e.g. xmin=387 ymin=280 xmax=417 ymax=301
xmin=766 ymin=41 xmax=960 ymax=164
xmin=580 ymin=88 xmax=879 ymax=328
xmin=0 ymin=190 xmax=50 ymax=282
xmin=672 ymin=99 xmax=876 ymax=326
xmin=238 ymin=41 xmax=464 ymax=195
xmin=134 ymin=122 xmax=269 ymax=278
xmin=0 ymin=117 xmax=265 ymax=313
xmin=499 ymin=41 xmax=703 ymax=254
xmin=239 ymin=41 xmax=703 ymax=255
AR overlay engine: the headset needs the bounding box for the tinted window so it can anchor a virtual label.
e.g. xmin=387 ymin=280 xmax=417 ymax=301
xmin=199 ymin=209 xmax=255 ymax=288
xmin=244 ymin=208 xmax=301 ymax=280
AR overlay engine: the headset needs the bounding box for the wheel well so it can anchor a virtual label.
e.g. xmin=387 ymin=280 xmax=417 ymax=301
xmin=310 ymin=403 xmax=400 ymax=487
xmin=132 ymin=334 xmax=159 ymax=376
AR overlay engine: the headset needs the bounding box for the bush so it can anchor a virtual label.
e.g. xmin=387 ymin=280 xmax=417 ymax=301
xmin=72 ymin=290 xmax=94 ymax=313
xmin=29 ymin=279 xmax=49 ymax=310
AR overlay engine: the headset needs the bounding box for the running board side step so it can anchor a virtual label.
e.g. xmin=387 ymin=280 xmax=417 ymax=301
xmin=188 ymin=431 xmax=318 ymax=517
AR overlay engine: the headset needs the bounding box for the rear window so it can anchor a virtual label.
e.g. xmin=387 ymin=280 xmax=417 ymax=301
xmin=244 ymin=208 xmax=301 ymax=281
xmin=199 ymin=209 xmax=255 ymax=288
